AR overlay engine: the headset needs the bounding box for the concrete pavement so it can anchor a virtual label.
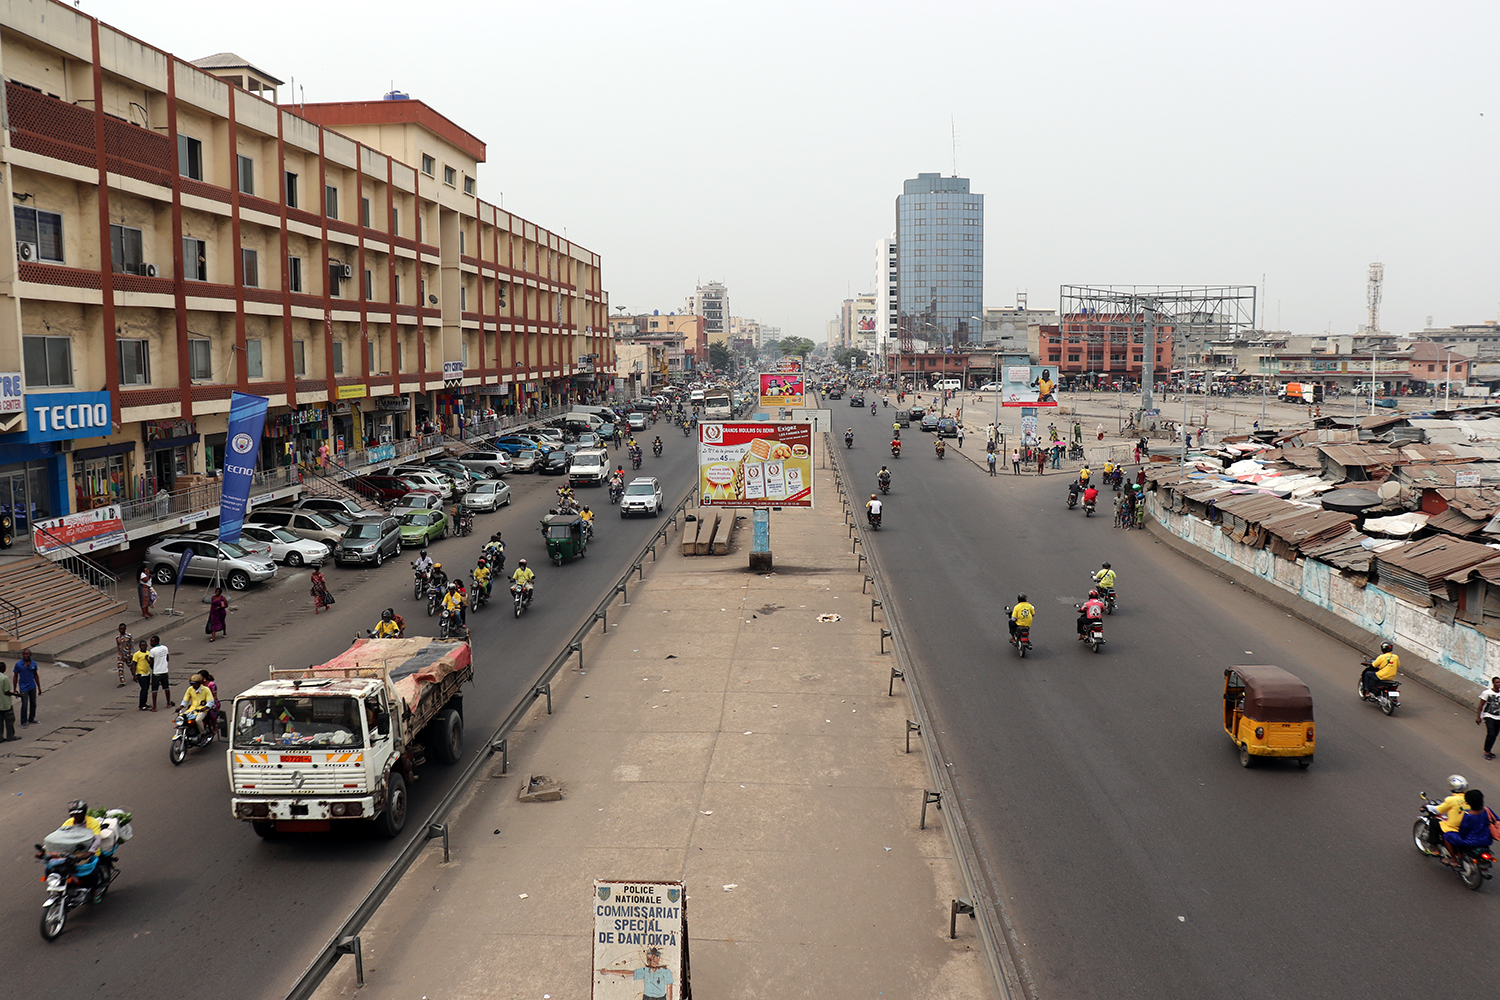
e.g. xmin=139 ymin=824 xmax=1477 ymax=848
xmin=311 ymin=460 xmax=993 ymax=1000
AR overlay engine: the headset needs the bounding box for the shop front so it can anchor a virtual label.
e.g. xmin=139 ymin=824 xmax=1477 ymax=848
xmin=263 ymin=403 xmax=329 ymax=470
xmin=371 ymin=393 xmax=410 ymax=444
xmin=0 ymin=389 xmax=114 ymax=549
xmin=142 ymin=417 xmax=199 ymax=493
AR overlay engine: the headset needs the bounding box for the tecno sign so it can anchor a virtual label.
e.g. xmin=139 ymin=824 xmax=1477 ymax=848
xmin=24 ymin=391 xmax=112 ymax=442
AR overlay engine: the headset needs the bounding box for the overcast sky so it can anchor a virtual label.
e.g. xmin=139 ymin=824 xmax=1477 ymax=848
xmin=89 ymin=0 xmax=1499 ymax=343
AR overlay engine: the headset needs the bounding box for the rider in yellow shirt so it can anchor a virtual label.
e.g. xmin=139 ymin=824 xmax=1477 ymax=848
xmin=1009 ymin=594 xmax=1035 ymax=644
xmin=1078 ymin=465 xmax=1091 ymax=486
xmin=1093 ymin=562 xmax=1117 ymax=593
xmin=473 ymin=558 xmax=492 ymax=600
xmin=1362 ymin=641 xmax=1399 ymax=696
xmin=372 ymin=608 xmax=404 ymax=638
xmin=180 ymin=672 xmax=216 ymax=741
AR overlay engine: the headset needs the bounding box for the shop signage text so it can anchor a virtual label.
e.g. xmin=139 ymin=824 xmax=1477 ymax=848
xmin=0 ymin=372 xmax=23 ymax=414
xmin=24 ymin=391 xmax=112 ymax=442
xmin=336 ymin=384 xmax=368 ymax=400
xmin=34 ymin=505 xmax=126 ymax=555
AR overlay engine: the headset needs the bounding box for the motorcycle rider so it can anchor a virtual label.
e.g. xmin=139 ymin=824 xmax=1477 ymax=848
xmin=892 ymin=422 xmax=901 ymax=437
xmin=1078 ymin=464 xmax=1091 ymax=487
xmin=1076 ymin=590 xmax=1106 ymax=640
xmin=877 ymin=466 xmax=892 ymax=492
xmin=484 ymin=534 xmax=506 ymax=570
xmin=1009 ymin=595 xmax=1035 ymax=644
xmin=1427 ymin=774 xmax=1472 ymax=858
xmin=511 ymin=558 xmax=536 ymax=606
xmin=413 ymin=548 xmax=434 ymax=577
xmin=1082 ymin=483 xmax=1100 ymax=511
xmin=1362 ymin=641 xmax=1399 ymax=698
xmin=1103 ymin=459 xmax=1116 ymax=487
xmin=442 ymin=581 xmax=467 ymax=628
xmin=1093 ymin=562 xmax=1117 ymax=599
xmin=372 ymin=608 xmax=404 ymax=638
xmin=429 ymin=561 xmax=448 ymax=592
xmin=1444 ymin=790 xmax=1495 ymax=859
xmin=179 ymin=672 xmax=217 ymax=743
xmin=845 ymin=428 xmax=854 ymax=447
xmin=59 ymin=800 xmax=108 ymax=900
xmin=473 ymin=557 xmax=492 ymax=602
xmin=890 ymin=437 xmax=902 ymax=457
xmin=652 ymin=435 xmax=663 ymax=455
xmin=935 ymin=437 xmax=946 ymax=457
xmin=865 ymin=494 xmax=883 ymax=524
xmin=580 ymin=504 xmax=595 ymax=538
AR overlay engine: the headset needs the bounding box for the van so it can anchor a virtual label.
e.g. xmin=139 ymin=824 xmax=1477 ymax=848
xmin=568 ymin=449 xmax=609 ymax=487
xmin=935 ymin=378 xmax=962 ymax=392
xmin=563 ymin=411 xmax=605 ymax=433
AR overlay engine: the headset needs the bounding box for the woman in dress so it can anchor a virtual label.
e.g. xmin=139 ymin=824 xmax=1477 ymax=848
xmin=207 ymin=587 xmax=228 ymax=641
xmin=137 ymin=565 xmax=155 ymax=618
xmin=310 ymin=568 xmax=331 ymax=614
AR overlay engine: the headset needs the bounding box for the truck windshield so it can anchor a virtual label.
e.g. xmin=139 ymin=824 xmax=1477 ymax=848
xmin=234 ymin=696 xmax=365 ymax=748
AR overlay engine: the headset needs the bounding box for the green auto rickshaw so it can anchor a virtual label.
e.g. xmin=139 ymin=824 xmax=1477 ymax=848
xmin=541 ymin=512 xmax=588 ymax=565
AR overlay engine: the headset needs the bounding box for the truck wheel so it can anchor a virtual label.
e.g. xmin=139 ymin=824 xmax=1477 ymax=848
xmin=429 ymin=707 xmax=463 ymax=765
xmin=376 ymin=772 xmax=408 ymax=839
xmin=251 ymin=821 xmax=278 ymax=839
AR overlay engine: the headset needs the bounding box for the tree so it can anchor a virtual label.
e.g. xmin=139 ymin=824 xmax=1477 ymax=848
xmin=833 ymin=347 xmax=870 ymax=369
xmin=776 ymin=336 xmax=816 ymax=359
xmin=708 ymin=341 xmax=732 ymax=371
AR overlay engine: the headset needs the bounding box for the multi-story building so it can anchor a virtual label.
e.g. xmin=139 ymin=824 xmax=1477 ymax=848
xmin=895 ymin=173 xmax=983 ymax=351
xmin=875 ymin=234 xmax=897 ymax=365
xmin=0 ymin=3 xmax=609 ymax=546
xmin=612 ymin=313 xmax=704 ymax=372
xmin=1051 ymin=312 xmax=1174 ymax=380
xmin=686 ymin=281 xmax=726 ymax=365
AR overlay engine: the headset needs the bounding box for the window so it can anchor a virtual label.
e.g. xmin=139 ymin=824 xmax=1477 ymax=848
xmin=461 ymin=340 xmax=468 ymax=366
xmin=1067 ymin=354 xmax=1080 ymax=362
xmin=329 ymin=261 xmax=343 ymax=298
xmin=284 ymin=171 xmax=298 ymax=208
xmin=325 ymin=185 xmax=338 ymax=219
xmin=118 ymin=339 xmax=150 ymax=385
xmin=292 ymin=340 xmax=306 ymax=376
xmin=246 ymin=338 xmax=264 ymax=379
xmin=458 ymin=230 xmax=465 ymax=254
xmin=443 ymin=165 xmax=456 ymax=186
xmin=177 ymin=135 xmax=203 ymax=180
xmin=391 ymin=207 xmax=400 ymax=237
xmin=189 ymin=339 xmax=212 ymax=380
xmin=14 ymin=207 xmax=64 ymax=263
xmin=109 ymin=224 xmax=144 ymax=274
xmin=237 ymin=154 xmax=255 ymax=195
xmin=361 ymin=197 xmax=371 ymax=228
xmin=460 ymin=285 xmax=467 ymax=311
xmin=463 ymin=175 xmax=474 ymax=196
xmin=392 ymin=274 xmax=402 ymax=304
xmin=288 ymin=256 xmax=303 ymax=292
xmin=421 ymin=154 xmax=435 ymax=176
xmin=364 ymin=269 xmax=373 ymax=300
xmin=332 ymin=341 xmax=344 ymax=375
xmin=241 ymin=248 xmax=259 ymax=288
xmin=183 ymin=238 xmax=206 ymax=281
xmin=22 ymin=335 xmax=72 ymax=387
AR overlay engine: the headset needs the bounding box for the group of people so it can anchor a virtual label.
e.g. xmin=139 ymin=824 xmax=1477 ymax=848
xmin=1005 ymin=564 xmax=1118 ymax=645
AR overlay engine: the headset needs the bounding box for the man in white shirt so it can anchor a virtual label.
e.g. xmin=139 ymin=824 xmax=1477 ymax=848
xmin=865 ymin=495 xmax=882 ymax=524
xmin=1477 ymin=676 xmax=1500 ymax=760
xmin=148 ymin=635 xmax=171 ymax=712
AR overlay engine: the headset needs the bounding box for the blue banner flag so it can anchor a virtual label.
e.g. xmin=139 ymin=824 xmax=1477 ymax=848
xmin=175 ymin=547 xmax=195 ymax=587
xmin=218 ymin=392 xmax=270 ymax=546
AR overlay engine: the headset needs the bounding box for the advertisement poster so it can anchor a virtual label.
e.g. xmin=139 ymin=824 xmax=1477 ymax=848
xmin=33 ymin=505 xmax=126 ymax=555
xmin=759 ymin=373 xmax=805 ymax=409
xmin=1000 ymin=365 xmax=1059 ymax=407
xmin=217 ymin=391 xmax=270 ymax=546
xmin=698 ymin=422 xmax=813 ymax=507
xmin=592 ymin=880 xmax=688 ymax=1000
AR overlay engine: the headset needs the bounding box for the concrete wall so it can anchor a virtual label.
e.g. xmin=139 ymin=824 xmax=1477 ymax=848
xmin=1147 ymin=495 xmax=1500 ymax=686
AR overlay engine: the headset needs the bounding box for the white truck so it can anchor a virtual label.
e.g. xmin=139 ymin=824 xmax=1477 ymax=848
xmin=704 ymin=392 xmax=732 ymax=420
xmin=228 ymin=637 xmax=473 ymax=839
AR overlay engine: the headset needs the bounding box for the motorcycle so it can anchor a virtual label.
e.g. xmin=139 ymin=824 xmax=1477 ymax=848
xmin=411 ymin=564 xmax=431 ymax=602
xmin=1067 ymin=486 xmax=1079 ymax=510
xmin=1357 ymin=661 xmax=1401 ymax=716
xmin=1111 ymin=469 xmax=1123 ymax=492
xmin=608 ymin=480 xmax=623 ymax=504
xmin=511 ymin=581 xmax=534 ymax=618
xmin=438 ymin=605 xmax=465 ymax=639
xmin=1078 ymin=611 xmax=1105 ymax=654
xmin=169 ymin=701 xmax=223 ymax=765
xmin=1414 ymin=791 xmax=1494 ymax=890
xmin=37 ymin=819 xmax=125 ymax=940
xmin=867 ymin=510 xmax=882 ymax=531
xmin=454 ymin=509 xmax=474 ymax=536
xmin=935 ymin=442 xmax=946 ymax=460
xmin=871 ymin=403 xmax=877 ymax=416
xmin=891 ymin=443 xmax=902 ymax=459
xmin=469 ymin=571 xmax=490 ymax=610
xmin=427 ymin=581 xmax=444 ymax=617
xmin=1084 ymin=497 xmax=1096 ymax=517
xmin=1095 ymin=584 xmax=1117 ymax=615
xmin=878 ymin=476 xmax=891 ymax=495
xmin=1004 ymin=607 xmax=1032 ymax=658
xmin=845 ymin=432 xmax=854 ymax=449
xmin=652 ymin=441 xmax=663 ymax=457
xmin=682 ymin=423 xmax=690 ymax=436
xmin=484 ymin=543 xmax=506 ymax=576
xmin=631 ymin=452 xmax=642 ymax=470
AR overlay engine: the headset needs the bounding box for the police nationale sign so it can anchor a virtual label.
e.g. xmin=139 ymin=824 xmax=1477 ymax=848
xmin=24 ymin=391 xmax=112 ymax=442
xmin=592 ymin=879 xmax=689 ymax=999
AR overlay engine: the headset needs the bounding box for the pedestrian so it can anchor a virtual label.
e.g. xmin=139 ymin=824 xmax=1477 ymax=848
xmin=206 ymin=586 xmax=229 ymax=642
xmin=1037 ymin=448 xmax=1046 ymax=475
xmin=1096 ymin=423 xmax=1105 ymax=441
xmin=1011 ymin=448 xmax=1021 ymax=475
xmin=957 ymin=426 xmax=964 ymax=448
xmin=132 ymin=639 xmax=152 ymax=710
xmin=114 ymin=623 xmax=133 ymax=688
xmin=311 ymin=567 xmax=332 ymax=614
xmin=1478 ymin=676 xmax=1500 ymax=760
xmin=148 ymin=634 xmax=170 ymax=712
xmin=0 ymin=662 xmax=14 ymax=741
xmin=1073 ymin=421 xmax=1083 ymax=444
xmin=13 ymin=648 xmax=39 ymax=727
xmin=987 ymin=451 xmax=997 ymax=476
xmin=1197 ymin=428 xmax=1205 ymax=447
xmin=1133 ymin=445 xmax=1142 ymax=464
xmin=1052 ymin=442 xmax=1063 ymax=469
xmin=137 ymin=564 xmax=155 ymax=618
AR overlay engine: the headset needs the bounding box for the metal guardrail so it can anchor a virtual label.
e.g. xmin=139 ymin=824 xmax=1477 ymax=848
xmin=827 ymin=435 xmax=1017 ymax=1000
xmin=0 ymin=594 xmax=19 ymax=641
xmin=32 ymin=523 xmax=120 ymax=602
xmin=114 ymin=465 xmax=300 ymax=530
xmin=284 ymin=482 xmax=700 ymax=1000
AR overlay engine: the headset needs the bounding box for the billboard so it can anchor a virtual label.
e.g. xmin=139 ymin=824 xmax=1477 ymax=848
xmin=33 ymin=505 xmax=126 ymax=555
xmin=759 ymin=372 xmax=804 ymax=409
xmin=1000 ymin=365 xmax=1059 ymax=407
xmin=698 ymin=422 xmax=813 ymax=507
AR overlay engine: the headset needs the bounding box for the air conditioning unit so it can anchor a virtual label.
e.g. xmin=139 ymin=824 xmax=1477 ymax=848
xmin=339 ymin=264 xmax=353 ymax=279
xmin=16 ymin=241 xmax=37 ymax=261
xmin=143 ymin=263 xmax=159 ymax=277
xmin=60 ymin=439 xmax=73 ymax=453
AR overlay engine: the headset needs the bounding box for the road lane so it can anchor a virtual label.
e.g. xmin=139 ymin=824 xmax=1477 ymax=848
xmin=0 ymin=432 xmax=698 ymax=1000
xmin=833 ymin=394 xmax=1494 ymax=1000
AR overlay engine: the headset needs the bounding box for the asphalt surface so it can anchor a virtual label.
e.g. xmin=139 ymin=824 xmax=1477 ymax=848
xmin=835 ymin=396 xmax=1496 ymax=1000
xmin=0 ymin=429 xmax=699 ymax=999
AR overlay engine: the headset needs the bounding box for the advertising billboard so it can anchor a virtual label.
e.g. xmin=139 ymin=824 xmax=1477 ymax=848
xmin=698 ymin=422 xmax=813 ymax=507
xmin=759 ymin=373 xmax=805 ymax=409
xmin=1000 ymin=365 xmax=1059 ymax=407
xmin=33 ymin=505 xmax=126 ymax=555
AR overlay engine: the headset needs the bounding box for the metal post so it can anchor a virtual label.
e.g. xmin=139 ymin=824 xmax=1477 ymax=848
xmin=920 ymin=789 xmax=942 ymax=830
xmin=950 ymin=898 xmax=975 ymax=939
xmin=879 ymin=627 xmax=892 ymax=652
xmin=871 ymin=598 xmax=882 ymax=621
xmin=905 ymin=718 xmax=920 ymax=751
xmin=335 ymin=936 xmax=365 ymax=988
xmin=1139 ymin=296 xmax=1156 ymax=414
xmin=428 ymin=822 xmax=450 ymax=863
xmin=889 ymin=666 xmax=905 ymax=696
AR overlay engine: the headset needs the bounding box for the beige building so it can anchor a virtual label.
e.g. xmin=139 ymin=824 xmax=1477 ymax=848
xmin=0 ymin=2 xmax=609 ymax=548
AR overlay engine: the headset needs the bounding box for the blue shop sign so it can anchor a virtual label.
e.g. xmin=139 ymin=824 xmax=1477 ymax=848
xmin=22 ymin=391 xmax=112 ymax=443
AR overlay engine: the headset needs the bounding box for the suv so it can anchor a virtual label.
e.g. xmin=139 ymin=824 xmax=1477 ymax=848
xmin=455 ymin=450 xmax=513 ymax=479
xmin=246 ymin=508 xmax=346 ymax=547
xmin=569 ymin=449 xmax=609 ymax=487
xmin=293 ymin=497 xmax=375 ymax=521
xmin=620 ymin=477 xmax=663 ymax=517
xmin=348 ymin=474 xmax=419 ymax=503
xmin=145 ymin=537 xmax=278 ymax=591
xmin=335 ymin=514 xmax=402 ymax=567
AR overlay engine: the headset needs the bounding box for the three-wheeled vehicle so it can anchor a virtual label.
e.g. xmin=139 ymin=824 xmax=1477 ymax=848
xmin=541 ymin=512 xmax=588 ymax=566
xmin=1223 ymin=665 xmax=1315 ymax=768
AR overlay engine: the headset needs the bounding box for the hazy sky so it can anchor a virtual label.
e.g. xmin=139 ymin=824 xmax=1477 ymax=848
xmin=89 ymin=0 xmax=1500 ymax=342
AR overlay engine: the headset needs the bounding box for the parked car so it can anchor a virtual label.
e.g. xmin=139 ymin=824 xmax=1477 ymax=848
xmin=538 ymin=449 xmax=570 ymax=475
xmin=620 ymin=477 xmax=663 ymax=517
xmin=293 ymin=497 xmax=376 ymax=521
xmin=937 ymin=417 xmax=958 ymax=438
xmin=347 ymin=474 xmax=421 ymax=504
xmin=399 ymin=510 xmax=450 ymax=547
xmin=236 ymin=524 xmax=330 ymax=567
xmin=454 ymin=450 xmax=513 ymax=479
xmin=426 ymin=460 xmax=483 ymax=490
xmin=920 ymin=413 xmax=942 ymax=433
xmin=334 ymin=514 xmax=402 ymax=567
xmin=509 ymin=449 xmax=542 ymax=474
xmin=492 ymin=435 xmax=541 ymax=456
xmin=574 ymin=432 xmax=603 ymax=450
xmin=146 ymin=537 xmax=278 ymax=591
xmin=977 ymin=382 xmax=1003 ymax=392
xmin=462 ymin=479 xmax=512 ymax=512
xmin=246 ymin=508 xmax=346 ymax=547
xmin=627 ymin=413 xmax=649 ymax=431
xmin=391 ymin=492 xmax=445 ymax=517
xmin=533 ymin=427 xmax=565 ymax=445
xmin=393 ymin=467 xmax=454 ymax=499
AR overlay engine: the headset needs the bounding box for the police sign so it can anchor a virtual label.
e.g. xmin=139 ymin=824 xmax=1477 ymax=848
xmin=23 ymin=391 xmax=112 ymax=442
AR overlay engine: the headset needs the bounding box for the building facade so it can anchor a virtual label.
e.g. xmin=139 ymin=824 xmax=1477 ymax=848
xmin=686 ymin=281 xmax=726 ymax=365
xmin=1052 ymin=311 xmax=1175 ymax=379
xmin=0 ymin=2 xmax=610 ymax=544
xmin=895 ymin=173 xmax=983 ymax=351
xmin=875 ymin=234 xmax=897 ymax=366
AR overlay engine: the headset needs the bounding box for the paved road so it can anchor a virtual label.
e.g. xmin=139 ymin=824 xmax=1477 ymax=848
xmin=833 ymin=396 xmax=1494 ymax=1000
xmin=0 ymin=432 xmax=698 ymax=999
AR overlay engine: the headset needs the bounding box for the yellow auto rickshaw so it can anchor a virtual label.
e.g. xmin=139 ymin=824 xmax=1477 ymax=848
xmin=1223 ymin=665 xmax=1315 ymax=768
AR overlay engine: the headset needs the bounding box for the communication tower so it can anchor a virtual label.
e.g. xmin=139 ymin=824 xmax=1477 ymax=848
xmin=1366 ymin=262 xmax=1384 ymax=334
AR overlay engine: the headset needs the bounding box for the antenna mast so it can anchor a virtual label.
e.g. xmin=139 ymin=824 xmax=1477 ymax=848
xmin=950 ymin=116 xmax=958 ymax=176
xmin=1366 ymin=262 xmax=1384 ymax=335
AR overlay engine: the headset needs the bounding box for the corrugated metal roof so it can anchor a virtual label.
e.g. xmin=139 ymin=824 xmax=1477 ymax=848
xmin=1397 ymin=443 xmax=1480 ymax=464
xmin=1259 ymin=507 xmax=1357 ymax=544
xmin=1447 ymin=555 xmax=1500 ymax=586
xmin=1427 ymin=508 xmax=1486 ymax=538
xmin=1318 ymin=444 xmax=1402 ymax=467
xmin=1376 ymin=535 xmax=1496 ymax=582
xmin=1301 ymin=531 xmax=1377 ymax=572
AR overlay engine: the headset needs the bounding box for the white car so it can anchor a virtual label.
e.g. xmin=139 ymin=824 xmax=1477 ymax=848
xmin=391 ymin=492 xmax=445 ymax=517
xmin=237 ymin=523 xmax=330 ymax=567
xmin=977 ymin=382 xmax=1004 ymax=392
xmin=462 ymin=479 xmax=512 ymax=512
xmin=392 ymin=468 xmax=454 ymax=499
xmin=620 ymin=477 xmax=662 ymax=517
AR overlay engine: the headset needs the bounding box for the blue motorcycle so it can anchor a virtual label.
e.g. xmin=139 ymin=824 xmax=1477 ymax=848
xmin=37 ymin=822 xmax=124 ymax=940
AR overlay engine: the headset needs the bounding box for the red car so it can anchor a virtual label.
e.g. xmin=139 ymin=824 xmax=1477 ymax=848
xmin=348 ymin=475 xmax=427 ymax=503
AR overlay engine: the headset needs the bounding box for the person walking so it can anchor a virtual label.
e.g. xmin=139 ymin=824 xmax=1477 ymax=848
xmin=1052 ymin=442 xmax=1063 ymax=469
xmin=1037 ymin=448 xmax=1046 ymax=475
xmin=206 ymin=587 xmax=228 ymax=642
xmin=131 ymin=639 xmax=152 ymax=710
xmin=137 ymin=564 xmax=155 ymax=619
xmin=956 ymin=425 xmax=964 ymax=449
xmin=987 ymin=450 xmax=997 ymax=476
xmin=13 ymin=649 xmax=39 ymax=727
xmin=114 ymin=623 xmax=133 ymax=688
xmin=148 ymin=635 xmax=170 ymax=712
xmin=1011 ymin=448 xmax=1021 ymax=475
xmin=1478 ymin=676 xmax=1500 ymax=760
xmin=311 ymin=567 xmax=332 ymax=614
xmin=0 ymin=662 xmax=15 ymax=741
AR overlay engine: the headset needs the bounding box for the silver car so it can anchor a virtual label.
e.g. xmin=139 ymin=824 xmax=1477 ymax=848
xmin=455 ymin=450 xmax=513 ymax=479
xmin=462 ymin=479 xmax=512 ymax=512
xmin=246 ymin=508 xmax=346 ymax=547
xmin=392 ymin=468 xmax=454 ymax=499
xmin=509 ymin=449 xmax=542 ymax=474
xmin=237 ymin=524 xmax=329 ymax=567
xmin=145 ymin=537 xmax=278 ymax=591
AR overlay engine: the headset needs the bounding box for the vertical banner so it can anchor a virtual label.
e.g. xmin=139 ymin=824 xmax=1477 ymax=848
xmin=218 ymin=391 xmax=270 ymax=545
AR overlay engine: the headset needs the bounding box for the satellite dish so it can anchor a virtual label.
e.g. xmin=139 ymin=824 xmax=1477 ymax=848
xmin=1377 ymin=481 xmax=1401 ymax=500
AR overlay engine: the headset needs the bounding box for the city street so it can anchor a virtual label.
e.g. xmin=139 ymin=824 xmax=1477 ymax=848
xmin=0 ymin=434 xmax=698 ymax=1000
xmin=835 ymin=396 xmax=1494 ymax=1000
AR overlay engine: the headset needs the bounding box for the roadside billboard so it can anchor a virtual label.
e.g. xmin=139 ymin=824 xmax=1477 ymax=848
xmin=759 ymin=372 xmax=804 ymax=409
xmin=698 ymin=422 xmax=813 ymax=507
xmin=33 ymin=505 xmax=126 ymax=555
xmin=1000 ymin=365 xmax=1059 ymax=407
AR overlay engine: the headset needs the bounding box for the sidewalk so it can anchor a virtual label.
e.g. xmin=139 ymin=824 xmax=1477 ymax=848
xmin=312 ymin=463 xmax=993 ymax=999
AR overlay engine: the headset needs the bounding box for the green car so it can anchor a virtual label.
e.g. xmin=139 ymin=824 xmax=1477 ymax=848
xmin=399 ymin=510 xmax=449 ymax=546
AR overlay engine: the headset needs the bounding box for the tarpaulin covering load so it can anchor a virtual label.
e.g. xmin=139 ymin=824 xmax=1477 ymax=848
xmin=303 ymin=638 xmax=472 ymax=719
